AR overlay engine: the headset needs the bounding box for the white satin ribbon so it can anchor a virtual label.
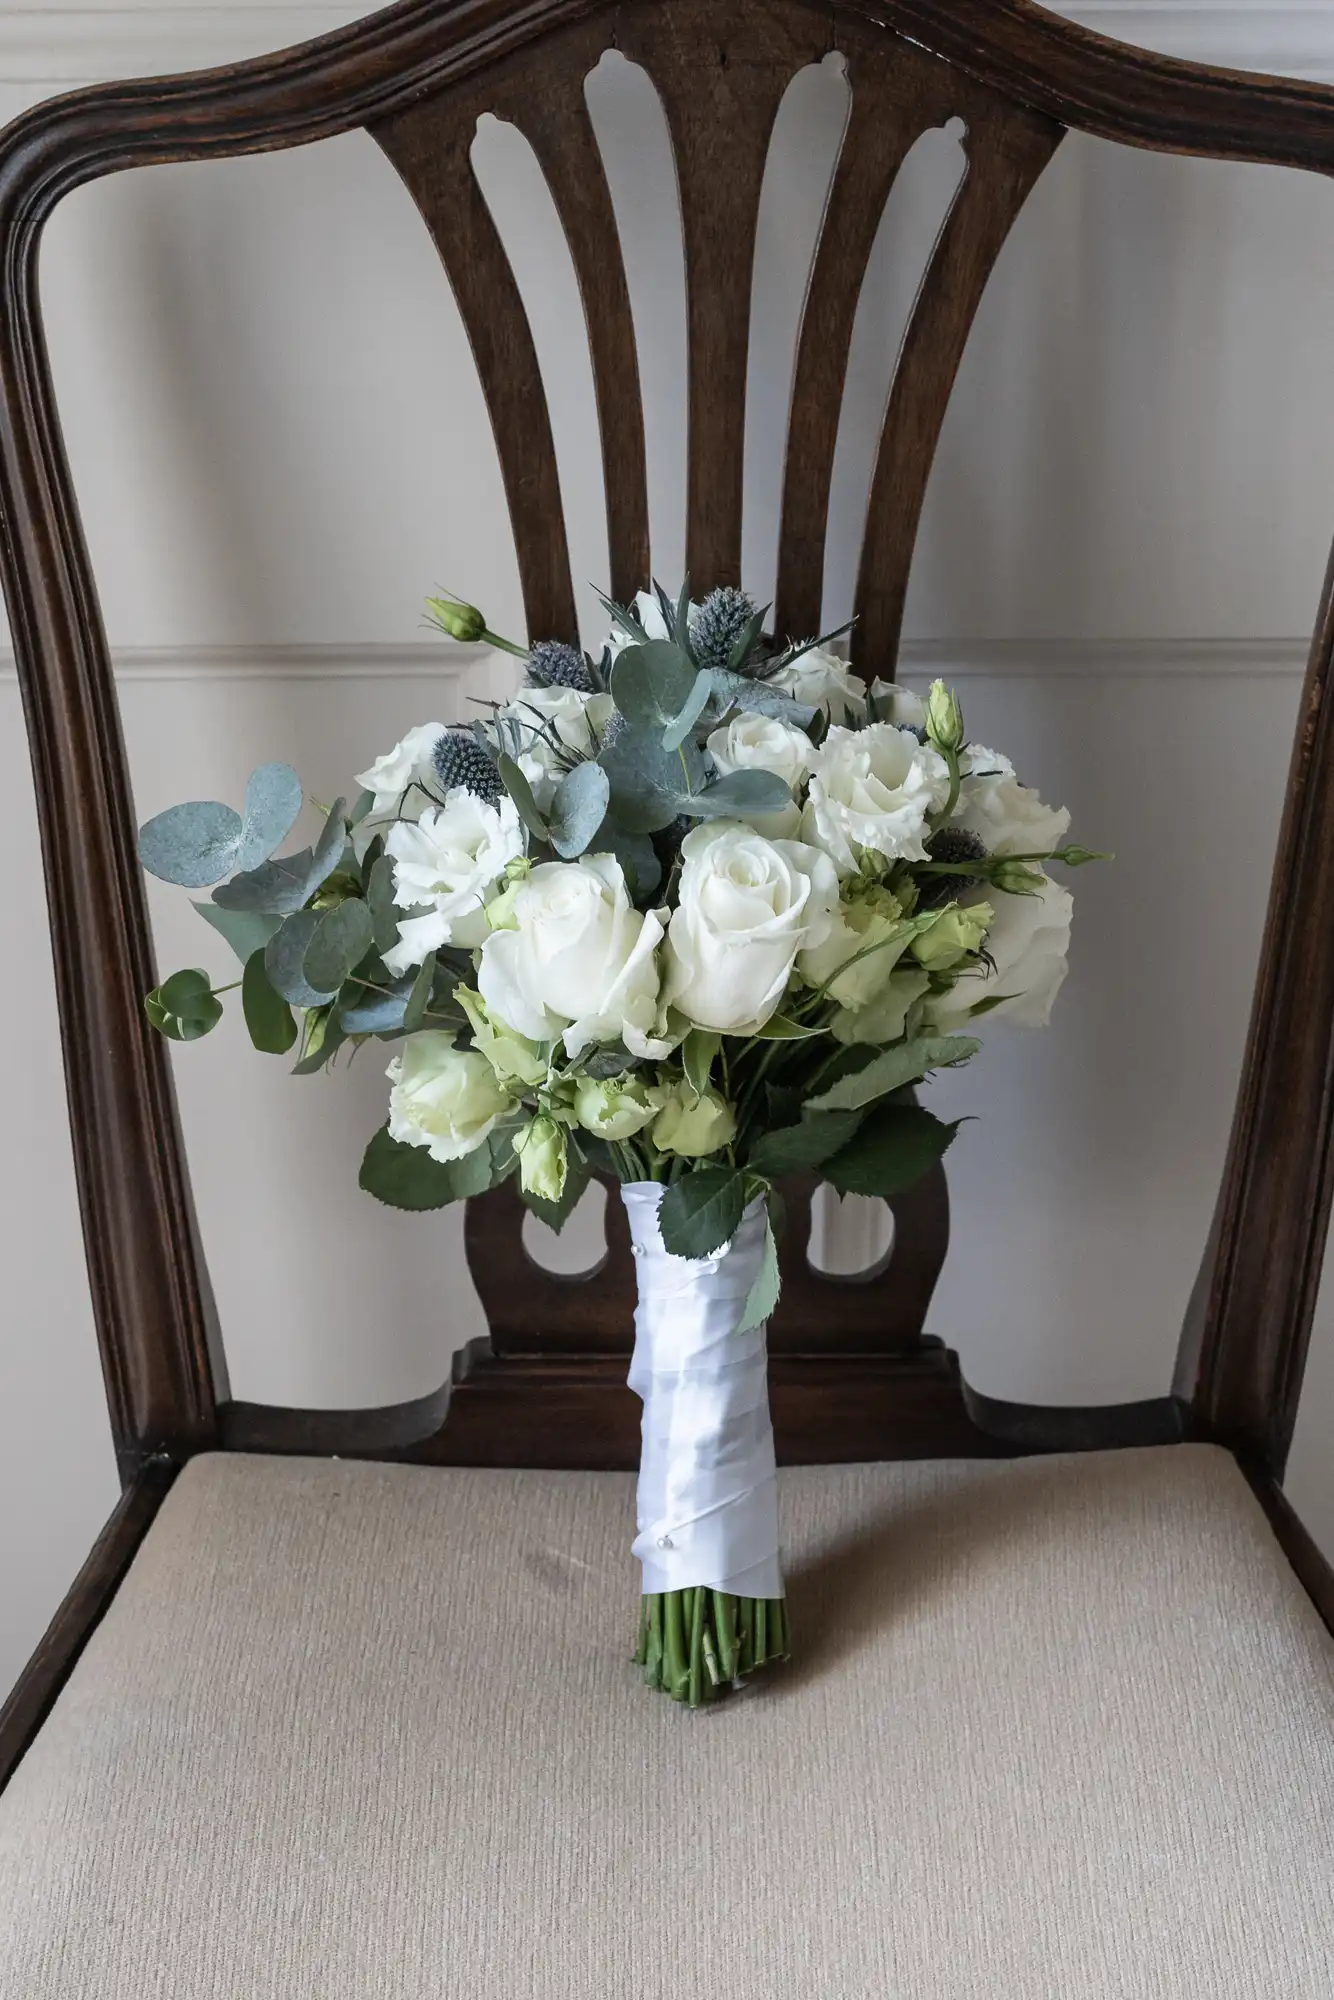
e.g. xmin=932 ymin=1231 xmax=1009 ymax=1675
xmin=622 ymin=1183 xmax=782 ymax=1599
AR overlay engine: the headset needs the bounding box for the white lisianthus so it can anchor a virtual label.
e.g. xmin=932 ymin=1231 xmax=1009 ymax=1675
xmin=478 ymin=853 xmax=673 ymax=1060
xmin=354 ymin=721 xmax=446 ymax=817
xmin=831 ymin=967 xmax=931 ymax=1046
xmin=705 ymin=710 xmax=812 ymax=838
xmin=801 ymin=723 xmax=950 ymax=875
xmin=383 ymin=792 xmax=524 ymax=973
xmin=951 ymin=768 xmax=1069 ymax=858
xmin=766 ymin=645 xmax=866 ymax=725
xmin=798 ymin=883 xmax=914 ymax=1008
xmin=506 ymin=683 xmax=616 ymax=768
xmin=961 ymin=743 xmax=1016 ymax=779
xmin=868 ymin=679 xmax=927 ymax=728
xmin=386 ymin=1032 xmax=513 ymax=1162
xmin=926 ymin=876 xmax=1073 ymax=1029
xmin=573 ymin=1074 xmax=665 ymax=1141
xmin=663 ymin=822 xmax=840 ymax=1035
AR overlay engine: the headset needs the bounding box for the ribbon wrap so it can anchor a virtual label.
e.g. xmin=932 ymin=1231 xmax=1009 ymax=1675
xmin=622 ymin=1184 xmax=781 ymax=1598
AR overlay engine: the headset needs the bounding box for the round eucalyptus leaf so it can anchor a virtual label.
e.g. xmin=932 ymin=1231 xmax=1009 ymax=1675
xmin=144 ymin=967 xmax=223 ymax=1042
xmin=241 ymin=949 xmax=298 ymax=1055
xmin=138 ymin=801 xmax=243 ymax=888
xmin=548 ymin=761 xmax=611 ymax=858
xmin=303 ymin=899 xmax=374 ymax=996
xmin=233 ymin=763 xmax=304 ymax=873
xmin=265 ymin=911 xmax=337 ymax=1008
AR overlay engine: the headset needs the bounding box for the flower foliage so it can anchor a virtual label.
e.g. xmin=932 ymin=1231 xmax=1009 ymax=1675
xmin=137 ymin=581 xmax=1102 ymax=1262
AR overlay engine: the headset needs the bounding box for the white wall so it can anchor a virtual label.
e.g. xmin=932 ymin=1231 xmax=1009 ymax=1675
xmin=4 ymin=0 xmax=1334 ymax=1693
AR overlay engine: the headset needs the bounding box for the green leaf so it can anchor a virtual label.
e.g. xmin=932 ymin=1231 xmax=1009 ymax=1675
xmin=548 ymin=760 xmax=611 ymax=858
xmin=498 ymin=753 xmax=549 ymax=842
xmin=685 ymin=768 xmax=792 ymax=821
xmin=581 ymin=1042 xmax=639 ymax=1079
xmin=303 ymin=899 xmax=374 ymax=996
xmin=736 ymin=1216 xmax=780 ymax=1334
xmin=192 ymin=900 xmax=282 ymax=965
xmin=746 ymin=1108 xmax=865 ymax=1178
xmin=682 ymin=1028 xmax=721 ymax=1097
xmin=711 ymin=669 xmax=817 ymax=730
xmin=349 ymin=788 xmax=377 ymax=827
xmin=610 ymin=641 xmax=697 ymax=733
xmin=521 ymin=1143 xmax=591 ymax=1235
xmin=144 ymin=967 xmax=223 ymax=1042
xmin=359 ymin=1125 xmax=462 ymax=1211
xmin=727 ymin=604 xmax=771 ymax=671
xmin=821 ymin=1104 xmax=963 ymax=1199
xmin=138 ymin=764 xmax=302 ymax=887
xmin=662 ymin=669 xmax=713 ymax=752
xmin=240 ymin=949 xmax=297 ymax=1054
xmin=265 ymin=911 xmax=338 ymax=1008
xmin=339 ymin=972 xmax=413 ymax=1035
xmin=291 ymin=1006 xmax=347 ymax=1074
xmin=600 ymin=719 xmax=706 ymax=834
xmin=403 ymin=950 xmax=439 ymax=1034
xmin=809 ymin=1034 xmax=980 ymax=1113
xmin=753 ymin=1013 xmax=822 ymax=1041
xmin=658 ymin=1168 xmax=746 ymax=1259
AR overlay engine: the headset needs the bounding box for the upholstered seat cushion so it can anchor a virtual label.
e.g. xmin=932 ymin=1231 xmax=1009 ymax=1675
xmin=1 ymin=1446 xmax=1331 ymax=1997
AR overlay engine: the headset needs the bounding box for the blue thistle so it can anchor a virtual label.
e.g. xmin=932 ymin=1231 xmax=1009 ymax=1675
xmin=689 ymin=588 xmax=761 ymax=674
xmin=433 ymin=730 xmax=501 ymax=804
xmin=918 ymin=826 xmax=987 ymax=909
xmin=527 ymin=640 xmax=595 ymax=693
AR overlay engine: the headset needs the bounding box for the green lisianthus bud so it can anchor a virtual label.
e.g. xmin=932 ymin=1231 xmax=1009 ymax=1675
xmin=514 ymin=1113 xmax=567 ymax=1203
xmin=652 ymin=1083 xmax=737 ymax=1159
xmin=991 ymin=859 xmax=1045 ymax=897
xmin=925 ymin=678 xmax=965 ymax=755
xmin=426 ymin=594 xmax=488 ymax=644
xmin=456 ymin=986 xmax=548 ymax=1088
xmin=574 ymin=1074 xmax=664 ymax=1142
xmin=910 ymin=900 xmax=993 ymax=973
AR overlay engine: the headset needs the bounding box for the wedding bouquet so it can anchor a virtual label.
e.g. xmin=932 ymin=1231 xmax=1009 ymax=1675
xmin=139 ymin=581 xmax=1097 ymax=1706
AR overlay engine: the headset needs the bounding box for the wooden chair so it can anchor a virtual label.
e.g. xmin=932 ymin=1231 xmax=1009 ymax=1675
xmin=2 ymin=1 xmax=1333 ymax=1990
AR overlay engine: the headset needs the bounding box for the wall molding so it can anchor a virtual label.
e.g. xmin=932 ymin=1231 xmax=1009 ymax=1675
xmin=0 ymin=7 xmax=1331 ymax=88
xmin=0 ymin=637 xmax=1309 ymax=683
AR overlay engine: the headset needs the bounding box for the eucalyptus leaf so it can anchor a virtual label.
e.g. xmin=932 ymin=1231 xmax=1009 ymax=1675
xmin=241 ymin=949 xmax=297 ymax=1055
xmin=212 ymin=795 xmax=349 ymax=916
xmin=600 ymin=719 xmax=706 ymax=834
xmin=498 ymin=754 xmax=549 ymax=842
xmin=402 ymin=951 xmax=438 ymax=1034
xmin=709 ymin=669 xmax=818 ymax=731
xmin=662 ymin=669 xmax=713 ymax=752
xmin=684 ymin=768 xmax=792 ymax=821
xmin=746 ymin=1108 xmax=865 ymax=1178
xmin=339 ymin=973 xmax=413 ymax=1035
xmin=610 ymin=641 xmax=698 ymax=733
xmin=265 ymin=911 xmax=338 ymax=1008
xmin=292 ymin=1006 xmax=346 ymax=1074
xmin=366 ymin=855 xmax=401 ymax=956
xmin=581 ymin=1042 xmax=640 ymax=1079
xmin=192 ymin=901 xmax=282 ymax=965
xmin=821 ymin=1104 xmax=962 ymax=1199
xmin=303 ymin=899 xmax=374 ymax=996
xmin=727 ymin=605 xmax=771 ymax=670
xmin=809 ymin=1035 xmax=980 ymax=1113
xmin=138 ymin=763 xmax=302 ymax=887
xmin=144 ymin=967 xmax=223 ymax=1042
xmin=598 ymin=821 xmax=663 ymax=900
xmin=658 ymin=1167 xmax=746 ymax=1260
xmin=548 ymin=760 xmax=611 ymax=858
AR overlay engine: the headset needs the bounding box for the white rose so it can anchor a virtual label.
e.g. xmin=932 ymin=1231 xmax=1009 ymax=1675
xmin=926 ymin=877 xmax=1073 ymax=1030
xmin=705 ymin=710 xmax=812 ymax=838
xmin=801 ymin=723 xmax=950 ymax=875
xmin=478 ymin=853 xmax=671 ymax=1060
xmin=868 ymin=679 xmax=927 ymax=728
xmin=951 ymin=770 xmax=1069 ymax=858
xmin=663 ymin=822 xmax=840 ymax=1035
xmin=386 ymin=1031 xmax=513 ymax=1163
xmin=383 ymin=791 xmax=524 ymax=973
xmin=766 ymin=646 xmax=866 ymax=725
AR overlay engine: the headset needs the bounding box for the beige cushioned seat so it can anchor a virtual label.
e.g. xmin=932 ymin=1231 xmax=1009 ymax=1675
xmin=1 ymin=1444 xmax=1331 ymax=1997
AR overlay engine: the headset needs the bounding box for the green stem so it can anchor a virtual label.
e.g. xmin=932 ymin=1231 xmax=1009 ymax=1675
xmin=688 ymin=1588 xmax=705 ymax=1709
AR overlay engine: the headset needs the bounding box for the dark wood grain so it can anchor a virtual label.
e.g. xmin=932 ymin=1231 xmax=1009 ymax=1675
xmin=1243 ymin=1467 xmax=1334 ymax=1640
xmin=374 ymin=101 xmax=579 ymax=644
xmin=0 ymin=1462 xmax=176 ymax=1792
xmin=854 ymin=106 xmax=1061 ymax=673
xmin=0 ymin=0 xmax=1332 ymax=1530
